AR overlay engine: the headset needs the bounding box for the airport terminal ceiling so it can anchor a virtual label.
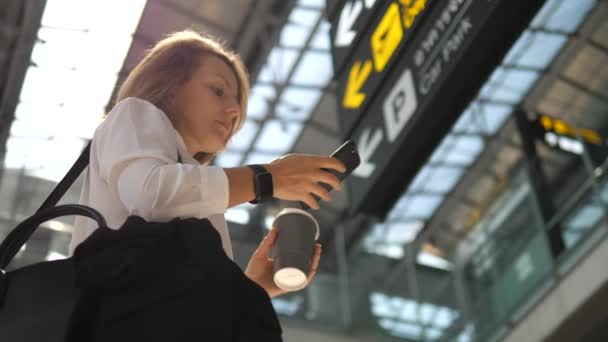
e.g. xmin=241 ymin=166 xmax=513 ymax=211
xmin=0 ymin=0 xmax=607 ymax=340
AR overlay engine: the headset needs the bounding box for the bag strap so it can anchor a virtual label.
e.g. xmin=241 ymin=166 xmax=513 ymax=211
xmin=0 ymin=204 xmax=107 ymax=306
xmin=0 ymin=142 xmax=92 ymax=269
xmin=38 ymin=141 xmax=92 ymax=213
xmin=37 ymin=141 xmax=182 ymax=211
xmin=0 ymin=142 xmax=182 ymax=269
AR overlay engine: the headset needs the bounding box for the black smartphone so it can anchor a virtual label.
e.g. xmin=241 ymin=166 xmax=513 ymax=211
xmin=300 ymin=140 xmax=361 ymax=210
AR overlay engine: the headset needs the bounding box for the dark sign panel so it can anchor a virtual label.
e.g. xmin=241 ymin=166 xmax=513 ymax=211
xmin=335 ymin=0 xmax=546 ymax=218
xmin=329 ymin=0 xmax=384 ymax=75
xmin=334 ymin=0 xmax=434 ymax=136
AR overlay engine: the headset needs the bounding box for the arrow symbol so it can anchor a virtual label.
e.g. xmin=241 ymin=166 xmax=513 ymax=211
xmin=353 ymin=127 xmax=383 ymax=178
xmin=342 ymin=59 xmax=372 ymax=109
xmin=335 ymin=0 xmax=363 ymax=47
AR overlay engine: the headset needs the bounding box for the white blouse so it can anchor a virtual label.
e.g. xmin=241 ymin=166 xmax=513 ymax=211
xmin=69 ymin=97 xmax=233 ymax=259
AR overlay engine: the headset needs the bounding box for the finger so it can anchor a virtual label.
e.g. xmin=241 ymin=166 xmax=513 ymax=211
xmin=309 ymin=245 xmax=321 ymax=272
xmin=320 ymin=157 xmax=347 ymax=173
xmin=255 ymin=228 xmax=278 ymax=257
xmin=306 ymin=154 xmax=346 ymax=173
xmin=314 ymin=171 xmax=342 ymax=191
xmin=309 ymin=182 xmax=331 ymax=202
xmin=302 ymin=193 xmax=320 ymax=210
xmin=307 ymin=244 xmax=322 ymax=282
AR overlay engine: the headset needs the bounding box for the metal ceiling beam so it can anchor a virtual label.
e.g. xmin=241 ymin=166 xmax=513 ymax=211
xmin=235 ymin=5 xmax=325 ymax=166
xmin=156 ymin=0 xmax=235 ymax=37
xmin=232 ymin=0 xmax=298 ymax=82
xmin=0 ymin=0 xmax=47 ymax=186
xmin=412 ymin=0 xmax=607 ymax=263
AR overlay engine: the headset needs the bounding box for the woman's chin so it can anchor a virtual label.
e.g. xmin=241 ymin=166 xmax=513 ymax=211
xmin=204 ymin=139 xmax=228 ymax=154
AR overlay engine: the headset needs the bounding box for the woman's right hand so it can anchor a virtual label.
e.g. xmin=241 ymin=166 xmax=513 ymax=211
xmin=264 ymin=154 xmax=346 ymax=210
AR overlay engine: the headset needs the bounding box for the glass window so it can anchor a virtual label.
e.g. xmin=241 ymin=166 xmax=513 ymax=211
xmin=4 ymin=136 xmax=43 ymax=169
xmin=251 ymin=84 xmax=276 ymax=99
xmin=280 ymin=24 xmax=312 ymax=49
xmin=384 ymin=221 xmax=424 ymax=244
xmin=514 ymin=32 xmax=567 ymax=68
xmin=502 ymin=31 xmax=532 ymax=66
xmin=482 ymin=103 xmax=512 ymax=135
xmin=370 ymin=244 xmax=405 ymax=259
xmin=310 ymin=21 xmax=331 ymax=50
xmin=214 ymin=151 xmax=243 ymax=167
xmin=261 ymin=47 xmax=299 ymax=83
xmin=254 ymin=120 xmax=303 ymax=153
xmin=35 ymin=28 xmax=132 ymax=71
xmin=408 ymin=165 xmax=433 ymax=192
xmin=277 ymin=87 xmax=323 ymax=120
xmin=288 ymin=7 xmax=320 ymax=28
xmin=452 ymin=105 xmax=479 ymax=134
xmin=444 ymin=135 xmax=484 ymax=165
xmin=398 ymin=299 xmax=418 ymax=322
xmin=430 ymin=135 xmax=456 ymax=163
xmin=244 ymin=152 xmax=282 ymax=165
xmin=390 ymin=320 xmax=422 ymax=339
xmin=298 ymin=0 xmax=325 ymax=8
xmin=566 ymin=204 xmax=603 ymax=228
xmin=7 ymin=136 xmax=86 ymax=181
xmin=544 ymin=0 xmax=595 ymax=33
xmin=434 ymin=308 xmax=457 ymax=328
xmin=402 ymin=194 xmax=444 ymax=218
xmin=228 ymin=120 xmax=259 ymax=151
xmin=247 ymin=93 xmax=270 ymax=119
xmin=482 ymin=69 xmax=540 ymax=103
xmin=20 ymin=67 xmax=117 ymax=107
xmin=426 ymin=328 xmax=443 ymax=340
xmin=256 ymin=65 xmax=275 ymax=84
xmin=42 ymin=0 xmax=145 ymax=32
xmin=291 ymin=51 xmax=333 ymax=86
xmin=424 ymin=167 xmax=464 ymax=193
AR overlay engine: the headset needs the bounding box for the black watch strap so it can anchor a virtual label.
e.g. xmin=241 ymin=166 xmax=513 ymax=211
xmin=247 ymin=164 xmax=273 ymax=204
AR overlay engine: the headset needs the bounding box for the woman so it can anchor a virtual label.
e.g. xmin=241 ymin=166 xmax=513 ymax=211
xmin=69 ymin=30 xmax=345 ymax=301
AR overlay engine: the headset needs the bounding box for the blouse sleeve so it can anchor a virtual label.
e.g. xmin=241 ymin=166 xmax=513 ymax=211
xmin=94 ymin=97 xmax=229 ymax=221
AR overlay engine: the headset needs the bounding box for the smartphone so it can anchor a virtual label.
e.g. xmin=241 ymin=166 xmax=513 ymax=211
xmin=300 ymin=140 xmax=361 ymax=210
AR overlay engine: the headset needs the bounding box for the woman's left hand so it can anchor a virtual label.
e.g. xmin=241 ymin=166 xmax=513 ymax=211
xmin=245 ymin=228 xmax=322 ymax=298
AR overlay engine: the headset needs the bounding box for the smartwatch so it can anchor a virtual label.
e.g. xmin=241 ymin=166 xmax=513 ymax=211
xmin=247 ymin=164 xmax=273 ymax=204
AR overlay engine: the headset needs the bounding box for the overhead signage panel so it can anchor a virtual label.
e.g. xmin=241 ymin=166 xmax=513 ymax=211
xmin=335 ymin=0 xmax=434 ymax=137
xmin=329 ymin=0 xmax=383 ymax=75
xmin=340 ymin=0 xmax=546 ymax=217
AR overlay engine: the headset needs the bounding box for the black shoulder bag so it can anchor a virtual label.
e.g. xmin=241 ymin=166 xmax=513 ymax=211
xmin=0 ymin=142 xmax=283 ymax=342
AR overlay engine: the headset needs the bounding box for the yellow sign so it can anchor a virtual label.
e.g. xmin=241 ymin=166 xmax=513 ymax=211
xmin=371 ymin=3 xmax=403 ymax=73
xmin=539 ymin=115 xmax=602 ymax=145
xmin=343 ymin=59 xmax=373 ymax=109
xmin=400 ymin=0 xmax=427 ymax=29
xmin=342 ymin=0 xmax=427 ymax=110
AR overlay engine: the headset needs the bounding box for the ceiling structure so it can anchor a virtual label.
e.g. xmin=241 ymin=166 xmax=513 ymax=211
xmin=383 ymin=0 xmax=603 ymax=257
xmin=420 ymin=0 xmax=607 ymax=259
xmin=0 ymin=0 xmax=46 ymax=177
xmin=0 ymin=0 xmax=607 ymax=341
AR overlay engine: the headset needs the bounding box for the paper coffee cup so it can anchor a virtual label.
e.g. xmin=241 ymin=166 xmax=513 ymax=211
xmin=272 ymin=208 xmax=319 ymax=292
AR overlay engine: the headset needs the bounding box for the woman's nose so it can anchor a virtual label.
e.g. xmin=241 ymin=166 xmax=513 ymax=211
xmin=225 ymin=99 xmax=241 ymax=119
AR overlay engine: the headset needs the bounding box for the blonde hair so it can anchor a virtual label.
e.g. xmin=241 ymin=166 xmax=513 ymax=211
xmin=116 ymin=30 xmax=250 ymax=160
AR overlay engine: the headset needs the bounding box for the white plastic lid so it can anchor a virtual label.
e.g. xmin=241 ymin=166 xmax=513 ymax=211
xmin=274 ymin=267 xmax=308 ymax=292
xmin=273 ymin=207 xmax=320 ymax=240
